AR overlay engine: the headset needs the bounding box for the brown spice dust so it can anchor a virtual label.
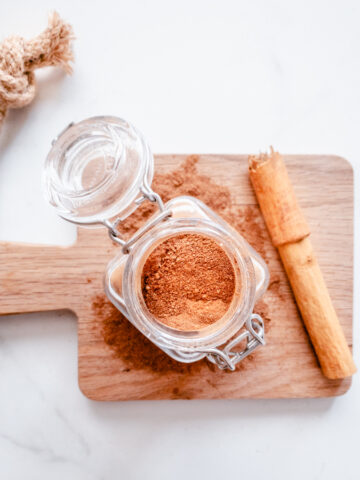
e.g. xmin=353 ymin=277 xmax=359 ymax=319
xmin=94 ymin=293 xmax=211 ymax=374
xmin=141 ymin=233 xmax=235 ymax=331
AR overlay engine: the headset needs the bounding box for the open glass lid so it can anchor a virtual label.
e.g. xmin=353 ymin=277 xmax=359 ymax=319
xmin=42 ymin=116 xmax=154 ymax=225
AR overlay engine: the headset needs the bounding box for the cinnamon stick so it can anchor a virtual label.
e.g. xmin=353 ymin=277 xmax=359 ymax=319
xmin=249 ymin=149 xmax=356 ymax=380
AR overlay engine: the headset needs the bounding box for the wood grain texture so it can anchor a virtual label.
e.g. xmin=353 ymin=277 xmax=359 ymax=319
xmin=0 ymin=155 xmax=354 ymax=400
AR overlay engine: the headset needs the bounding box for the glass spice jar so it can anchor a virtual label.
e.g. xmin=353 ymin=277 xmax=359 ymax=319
xmin=43 ymin=116 xmax=269 ymax=371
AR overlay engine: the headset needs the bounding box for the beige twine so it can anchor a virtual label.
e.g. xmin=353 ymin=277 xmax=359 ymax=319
xmin=0 ymin=12 xmax=74 ymax=129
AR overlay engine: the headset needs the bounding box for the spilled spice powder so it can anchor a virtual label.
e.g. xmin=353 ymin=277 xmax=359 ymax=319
xmin=141 ymin=233 xmax=235 ymax=330
xmin=118 ymin=155 xmax=232 ymax=238
xmin=94 ymin=293 xmax=211 ymax=374
xmin=96 ymin=155 xmax=278 ymax=373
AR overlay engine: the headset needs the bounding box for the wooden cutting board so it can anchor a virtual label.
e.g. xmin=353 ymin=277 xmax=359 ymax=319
xmin=0 ymin=155 xmax=354 ymax=400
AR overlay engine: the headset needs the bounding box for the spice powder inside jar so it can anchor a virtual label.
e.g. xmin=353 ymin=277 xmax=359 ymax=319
xmin=141 ymin=233 xmax=236 ymax=331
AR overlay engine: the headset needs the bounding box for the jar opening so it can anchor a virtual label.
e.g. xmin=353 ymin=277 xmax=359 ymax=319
xmin=141 ymin=232 xmax=237 ymax=332
xmin=117 ymin=212 xmax=257 ymax=352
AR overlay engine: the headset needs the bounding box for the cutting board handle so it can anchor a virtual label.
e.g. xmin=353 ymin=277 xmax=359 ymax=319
xmin=0 ymin=241 xmax=74 ymax=315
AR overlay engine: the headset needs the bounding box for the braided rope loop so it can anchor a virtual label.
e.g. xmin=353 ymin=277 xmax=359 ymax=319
xmin=0 ymin=12 xmax=74 ymax=128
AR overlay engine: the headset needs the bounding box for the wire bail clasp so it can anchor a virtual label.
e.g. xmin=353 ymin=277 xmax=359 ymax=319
xmin=205 ymin=314 xmax=265 ymax=371
xmin=103 ymin=180 xmax=172 ymax=254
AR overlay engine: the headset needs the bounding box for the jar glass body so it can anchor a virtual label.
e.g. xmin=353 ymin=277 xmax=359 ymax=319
xmin=105 ymin=195 xmax=269 ymax=363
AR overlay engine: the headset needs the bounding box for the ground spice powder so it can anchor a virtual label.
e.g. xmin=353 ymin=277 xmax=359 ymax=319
xmin=94 ymin=155 xmax=278 ymax=373
xmin=141 ymin=233 xmax=235 ymax=330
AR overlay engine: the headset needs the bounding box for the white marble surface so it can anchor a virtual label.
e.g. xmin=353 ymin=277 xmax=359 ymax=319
xmin=0 ymin=1 xmax=359 ymax=479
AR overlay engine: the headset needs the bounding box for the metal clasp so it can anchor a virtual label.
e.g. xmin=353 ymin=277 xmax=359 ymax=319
xmin=205 ymin=314 xmax=265 ymax=371
xmin=103 ymin=181 xmax=172 ymax=254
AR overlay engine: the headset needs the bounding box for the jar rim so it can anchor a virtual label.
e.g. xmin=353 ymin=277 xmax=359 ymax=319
xmin=122 ymin=217 xmax=256 ymax=352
